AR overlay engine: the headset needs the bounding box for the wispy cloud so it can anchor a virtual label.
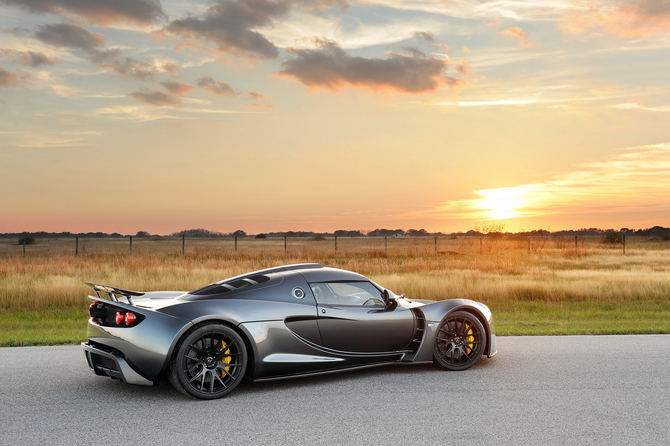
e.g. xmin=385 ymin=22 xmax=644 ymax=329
xmin=610 ymin=102 xmax=670 ymax=112
xmin=431 ymin=143 xmax=670 ymax=221
xmin=500 ymin=26 xmax=534 ymax=47
xmin=92 ymin=104 xmax=259 ymax=122
xmin=34 ymin=23 xmax=179 ymax=81
xmin=0 ymin=48 xmax=56 ymax=66
xmin=561 ymin=0 xmax=670 ymax=38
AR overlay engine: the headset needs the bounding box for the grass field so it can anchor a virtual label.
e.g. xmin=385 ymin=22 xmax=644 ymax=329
xmin=1 ymin=236 xmax=669 ymax=346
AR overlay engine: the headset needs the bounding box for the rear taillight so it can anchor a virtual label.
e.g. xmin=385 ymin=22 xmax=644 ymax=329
xmin=89 ymin=302 xmax=96 ymax=317
xmin=125 ymin=312 xmax=136 ymax=326
xmin=115 ymin=311 xmax=125 ymax=326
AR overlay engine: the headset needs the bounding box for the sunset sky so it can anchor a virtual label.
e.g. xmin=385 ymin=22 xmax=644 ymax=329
xmin=1 ymin=0 xmax=669 ymax=235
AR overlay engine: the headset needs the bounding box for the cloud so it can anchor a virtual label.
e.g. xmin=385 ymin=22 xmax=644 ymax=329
xmin=0 ymin=67 xmax=19 ymax=88
xmin=247 ymin=91 xmax=268 ymax=100
xmin=0 ymin=0 xmax=165 ymax=26
xmin=454 ymin=60 xmax=474 ymax=76
xmin=413 ymin=31 xmax=435 ymax=42
xmin=433 ymin=43 xmax=451 ymax=52
xmin=160 ymin=0 xmax=344 ymax=59
xmin=398 ymin=45 xmax=426 ymax=58
xmin=279 ymin=39 xmax=461 ymax=94
xmin=501 ymin=27 xmax=533 ymax=47
xmin=34 ymin=23 xmax=179 ymax=81
xmin=161 ymin=81 xmax=196 ymax=95
xmin=197 ymin=75 xmax=240 ymax=96
xmin=34 ymin=23 xmax=106 ymax=52
xmin=160 ymin=0 xmax=289 ymax=59
xmin=0 ymin=49 xmax=57 ymax=67
xmin=101 ymin=57 xmax=179 ymax=81
xmin=562 ymin=0 xmax=670 ymax=38
xmin=246 ymin=103 xmax=276 ymax=109
xmin=610 ymin=102 xmax=670 ymax=112
xmin=129 ymin=82 xmax=194 ymax=107
xmin=130 ymin=89 xmax=184 ymax=107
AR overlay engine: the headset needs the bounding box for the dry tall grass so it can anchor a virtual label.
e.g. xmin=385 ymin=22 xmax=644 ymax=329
xmin=2 ymin=237 xmax=669 ymax=314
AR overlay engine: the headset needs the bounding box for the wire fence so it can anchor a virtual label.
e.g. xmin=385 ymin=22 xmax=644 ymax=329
xmin=0 ymin=234 xmax=656 ymax=258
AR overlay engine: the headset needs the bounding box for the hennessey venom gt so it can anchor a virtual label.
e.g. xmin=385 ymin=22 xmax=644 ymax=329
xmin=83 ymin=263 xmax=496 ymax=399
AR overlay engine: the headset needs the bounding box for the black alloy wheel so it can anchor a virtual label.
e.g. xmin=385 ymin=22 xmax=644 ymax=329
xmin=433 ymin=311 xmax=486 ymax=371
xmin=169 ymin=324 xmax=247 ymax=399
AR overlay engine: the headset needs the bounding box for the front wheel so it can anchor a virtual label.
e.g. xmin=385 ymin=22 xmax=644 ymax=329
xmin=433 ymin=311 xmax=486 ymax=371
xmin=169 ymin=324 xmax=247 ymax=399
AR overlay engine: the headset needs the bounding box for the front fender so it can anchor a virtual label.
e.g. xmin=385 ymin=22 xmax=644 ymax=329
xmin=411 ymin=299 xmax=494 ymax=362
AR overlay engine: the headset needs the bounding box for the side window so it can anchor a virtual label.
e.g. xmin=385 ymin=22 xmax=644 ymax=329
xmin=310 ymin=282 xmax=385 ymax=307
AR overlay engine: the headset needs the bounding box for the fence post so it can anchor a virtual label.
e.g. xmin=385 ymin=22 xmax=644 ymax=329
xmin=480 ymin=237 xmax=483 ymax=255
xmin=335 ymin=236 xmax=337 ymax=251
xmin=23 ymin=239 xmax=26 ymax=257
xmin=575 ymin=236 xmax=578 ymax=249
xmin=284 ymin=236 xmax=287 ymax=253
xmin=130 ymin=236 xmax=133 ymax=255
xmin=434 ymin=236 xmax=437 ymax=253
xmin=623 ymin=234 xmax=626 ymax=255
xmin=528 ymin=236 xmax=530 ymax=255
xmin=182 ymin=235 xmax=185 ymax=255
xmin=75 ymin=237 xmax=78 ymax=257
xmin=235 ymin=236 xmax=238 ymax=253
xmin=384 ymin=236 xmax=387 ymax=254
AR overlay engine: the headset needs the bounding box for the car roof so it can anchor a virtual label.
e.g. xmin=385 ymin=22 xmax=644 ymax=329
xmin=293 ymin=266 xmax=368 ymax=283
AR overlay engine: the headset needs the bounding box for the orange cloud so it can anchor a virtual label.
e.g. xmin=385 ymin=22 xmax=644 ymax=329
xmin=455 ymin=60 xmax=474 ymax=77
xmin=0 ymin=67 xmax=19 ymax=88
xmin=246 ymin=103 xmax=276 ymax=109
xmin=129 ymin=81 xmax=195 ymax=107
xmin=562 ymin=0 xmax=670 ymax=38
xmin=501 ymin=27 xmax=533 ymax=47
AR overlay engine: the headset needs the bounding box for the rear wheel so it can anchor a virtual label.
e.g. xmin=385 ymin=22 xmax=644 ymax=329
xmin=433 ymin=311 xmax=486 ymax=371
xmin=169 ymin=324 xmax=247 ymax=399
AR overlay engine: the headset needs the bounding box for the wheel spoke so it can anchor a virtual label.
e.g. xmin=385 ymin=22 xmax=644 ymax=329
xmin=188 ymin=368 xmax=204 ymax=383
xmin=220 ymin=366 xmax=237 ymax=381
xmin=186 ymin=362 xmax=202 ymax=372
xmin=213 ymin=372 xmax=227 ymax=389
xmin=189 ymin=343 xmax=206 ymax=358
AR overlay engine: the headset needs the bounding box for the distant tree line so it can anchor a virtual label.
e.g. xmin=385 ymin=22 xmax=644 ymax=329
xmin=2 ymin=226 xmax=669 ymax=239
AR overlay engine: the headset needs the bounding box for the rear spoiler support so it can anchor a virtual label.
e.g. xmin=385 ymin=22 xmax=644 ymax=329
xmin=85 ymin=282 xmax=145 ymax=306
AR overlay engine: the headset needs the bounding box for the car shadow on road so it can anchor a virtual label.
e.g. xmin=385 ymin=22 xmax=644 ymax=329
xmin=81 ymin=356 xmax=495 ymax=402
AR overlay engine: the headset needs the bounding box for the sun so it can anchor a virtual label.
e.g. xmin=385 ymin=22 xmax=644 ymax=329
xmin=475 ymin=187 xmax=525 ymax=220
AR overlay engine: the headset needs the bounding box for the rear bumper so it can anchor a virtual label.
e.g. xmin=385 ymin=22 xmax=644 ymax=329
xmin=82 ymin=342 xmax=155 ymax=386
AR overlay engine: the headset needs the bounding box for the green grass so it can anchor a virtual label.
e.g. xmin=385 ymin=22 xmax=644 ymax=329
xmin=0 ymin=309 xmax=86 ymax=346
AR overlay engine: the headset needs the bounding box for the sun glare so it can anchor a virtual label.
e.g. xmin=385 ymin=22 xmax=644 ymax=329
xmin=475 ymin=188 xmax=525 ymax=220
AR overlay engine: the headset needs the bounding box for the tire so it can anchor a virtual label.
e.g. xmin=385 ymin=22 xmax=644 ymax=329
xmin=433 ymin=311 xmax=486 ymax=371
xmin=168 ymin=323 xmax=247 ymax=400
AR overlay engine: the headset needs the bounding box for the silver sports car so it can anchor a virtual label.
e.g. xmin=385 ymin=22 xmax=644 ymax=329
xmin=83 ymin=263 xmax=497 ymax=399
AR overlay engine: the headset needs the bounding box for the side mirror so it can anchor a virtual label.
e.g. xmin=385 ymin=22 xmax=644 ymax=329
xmin=383 ymin=289 xmax=397 ymax=310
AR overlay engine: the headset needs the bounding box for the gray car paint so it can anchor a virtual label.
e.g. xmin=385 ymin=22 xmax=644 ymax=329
xmin=84 ymin=264 xmax=496 ymax=384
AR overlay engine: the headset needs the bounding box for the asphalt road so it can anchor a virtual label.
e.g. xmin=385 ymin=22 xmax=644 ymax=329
xmin=1 ymin=335 xmax=669 ymax=446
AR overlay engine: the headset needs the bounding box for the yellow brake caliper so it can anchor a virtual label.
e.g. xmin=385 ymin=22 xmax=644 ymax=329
xmin=464 ymin=323 xmax=474 ymax=355
xmin=221 ymin=340 xmax=231 ymax=377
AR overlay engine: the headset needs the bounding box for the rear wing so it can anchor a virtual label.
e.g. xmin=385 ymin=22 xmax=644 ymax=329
xmin=85 ymin=282 xmax=144 ymax=306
